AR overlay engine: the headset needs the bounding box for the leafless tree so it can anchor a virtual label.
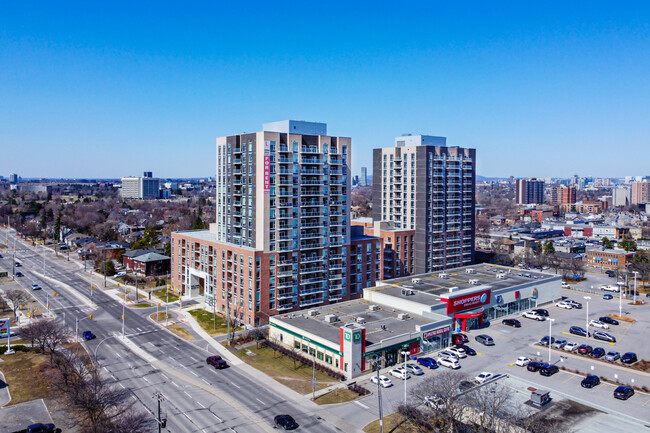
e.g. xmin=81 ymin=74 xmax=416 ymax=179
xmin=410 ymin=371 xmax=471 ymax=433
xmin=21 ymin=319 xmax=71 ymax=360
xmin=4 ymin=289 xmax=30 ymax=319
xmin=466 ymin=382 xmax=512 ymax=432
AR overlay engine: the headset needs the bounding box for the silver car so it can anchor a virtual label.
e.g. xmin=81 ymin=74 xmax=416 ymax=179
xmin=552 ymin=339 xmax=567 ymax=349
xmin=605 ymin=351 xmax=620 ymax=361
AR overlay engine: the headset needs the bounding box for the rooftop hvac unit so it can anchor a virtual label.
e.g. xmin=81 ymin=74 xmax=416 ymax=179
xmin=369 ymin=305 xmax=380 ymax=311
xmin=356 ymin=317 xmax=366 ymax=324
xmin=324 ymin=314 xmax=339 ymax=323
xmin=496 ymin=273 xmax=507 ymax=279
xmin=308 ymin=309 xmax=319 ymax=317
xmin=448 ymin=286 xmax=459 ymax=293
xmin=401 ymin=288 xmax=415 ymax=296
xmin=465 ymin=268 xmax=476 ymax=274
xmin=397 ymin=313 xmax=410 ymax=320
xmin=468 ymin=279 xmax=479 ymax=285
xmin=412 ymin=278 xmax=422 ymax=284
xmin=439 ymin=272 xmax=449 ymax=279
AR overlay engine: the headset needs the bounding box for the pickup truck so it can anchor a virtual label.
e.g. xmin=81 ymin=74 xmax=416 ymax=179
xmin=601 ymin=285 xmax=620 ymax=292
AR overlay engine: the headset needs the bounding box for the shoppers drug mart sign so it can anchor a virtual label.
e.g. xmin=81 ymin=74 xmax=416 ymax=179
xmin=443 ymin=289 xmax=491 ymax=314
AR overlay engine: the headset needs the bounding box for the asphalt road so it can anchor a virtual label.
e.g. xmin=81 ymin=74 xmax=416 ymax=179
xmin=1 ymin=230 xmax=343 ymax=433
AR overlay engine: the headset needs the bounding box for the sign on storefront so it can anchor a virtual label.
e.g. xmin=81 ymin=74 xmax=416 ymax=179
xmin=444 ymin=289 xmax=491 ymax=314
xmin=423 ymin=325 xmax=451 ymax=339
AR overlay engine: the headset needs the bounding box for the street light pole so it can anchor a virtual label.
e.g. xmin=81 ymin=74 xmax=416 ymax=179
xmin=584 ymin=296 xmax=591 ymax=336
xmin=373 ymin=359 xmax=385 ymax=433
xmin=633 ymin=271 xmax=638 ymax=304
xmin=122 ymin=289 xmax=126 ymax=338
xmin=401 ymin=350 xmax=410 ymax=406
xmin=312 ymin=354 xmax=316 ymax=401
xmin=618 ymin=282 xmax=623 ymax=317
xmin=548 ymin=318 xmax=555 ymax=362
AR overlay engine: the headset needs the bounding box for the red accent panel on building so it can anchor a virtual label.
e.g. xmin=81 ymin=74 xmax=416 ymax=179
xmin=443 ymin=289 xmax=491 ymax=314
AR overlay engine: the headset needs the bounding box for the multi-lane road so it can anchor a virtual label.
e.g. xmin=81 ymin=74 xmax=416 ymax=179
xmin=1 ymin=229 xmax=348 ymax=432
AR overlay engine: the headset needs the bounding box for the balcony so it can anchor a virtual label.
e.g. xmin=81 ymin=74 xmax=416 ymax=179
xmin=301 ymin=210 xmax=324 ymax=217
xmin=278 ymin=157 xmax=292 ymax=163
xmin=301 ymin=146 xmax=320 ymax=153
xmin=301 ymin=189 xmax=323 ymax=196
xmin=277 ymin=201 xmax=293 ymax=207
xmin=301 ymin=255 xmax=325 ymax=263
xmin=301 ymin=241 xmax=324 ymax=249
xmin=302 ymin=157 xmax=323 ymax=164
xmin=300 ymin=266 xmax=325 ymax=274
xmin=277 ymin=291 xmax=294 ymax=300
xmin=300 ymin=231 xmax=324 ymax=240
xmin=277 ymin=302 xmax=294 ymax=311
xmin=301 ymin=199 xmax=324 ymax=207
xmin=300 ymin=298 xmax=324 ymax=306
xmin=277 ymin=213 xmax=293 ymax=219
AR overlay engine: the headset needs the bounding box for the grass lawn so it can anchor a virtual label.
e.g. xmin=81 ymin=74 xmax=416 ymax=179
xmin=234 ymin=345 xmax=339 ymax=395
xmin=606 ymin=314 xmax=636 ymax=323
xmin=188 ymin=309 xmax=230 ymax=337
xmin=0 ymin=350 xmax=54 ymax=405
xmin=166 ymin=324 xmax=194 ymax=340
xmin=129 ymin=303 xmax=152 ymax=308
xmin=314 ymin=388 xmax=361 ymax=405
xmin=363 ymin=413 xmax=419 ymax=433
xmin=150 ymin=312 xmax=171 ymax=322
xmin=151 ymin=288 xmax=180 ymax=303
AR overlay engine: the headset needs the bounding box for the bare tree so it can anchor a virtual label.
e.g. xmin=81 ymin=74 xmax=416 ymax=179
xmin=466 ymin=382 xmax=512 ymax=432
xmin=21 ymin=319 xmax=70 ymax=360
xmin=410 ymin=371 xmax=471 ymax=433
xmin=4 ymin=289 xmax=30 ymax=319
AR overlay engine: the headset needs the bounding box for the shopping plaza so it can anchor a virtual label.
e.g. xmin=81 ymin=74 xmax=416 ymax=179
xmin=269 ymin=263 xmax=562 ymax=379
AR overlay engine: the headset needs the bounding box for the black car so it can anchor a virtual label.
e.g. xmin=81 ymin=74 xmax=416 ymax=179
xmin=569 ymin=326 xmax=590 ymax=337
xmin=540 ymin=336 xmax=555 ymax=346
xmin=417 ymin=357 xmax=439 ymax=369
xmin=274 ymin=414 xmax=299 ymax=430
xmin=457 ymin=380 xmax=474 ymax=392
xmin=15 ymin=271 xmax=23 ymax=277
xmin=621 ymin=352 xmax=638 ymax=364
xmin=533 ymin=309 xmax=549 ymax=317
xmin=455 ymin=344 xmax=477 ymax=356
xmin=591 ymin=347 xmax=606 ymax=358
xmin=527 ymin=361 xmax=543 ymax=372
xmin=605 ymin=270 xmax=616 ymax=277
xmin=27 ymin=424 xmax=61 ymax=433
xmin=206 ymin=355 xmax=224 ymax=367
xmin=502 ymin=318 xmax=522 ymax=328
xmin=613 ymin=386 xmax=635 ymax=400
xmin=599 ymin=316 xmax=619 ymax=325
xmin=581 ymin=374 xmax=600 ymax=388
xmin=539 ymin=364 xmax=559 ymax=376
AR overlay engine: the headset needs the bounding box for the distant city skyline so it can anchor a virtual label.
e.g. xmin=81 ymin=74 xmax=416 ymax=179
xmin=2 ymin=2 xmax=649 ymax=179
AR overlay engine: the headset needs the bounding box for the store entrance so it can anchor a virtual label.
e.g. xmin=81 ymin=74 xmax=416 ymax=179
xmin=453 ymin=308 xmax=485 ymax=331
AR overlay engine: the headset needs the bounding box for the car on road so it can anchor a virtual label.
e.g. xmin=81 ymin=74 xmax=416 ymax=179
xmin=404 ymin=363 xmax=424 ymax=376
xmin=417 ymin=357 xmax=438 ymax=369
xmin=601 ymin=285 xmax=620 ymax=292
xmin=274 ymin=414 xmax=299 ymax=430
xmin=475 ymin=334 xmax=495 ymax=346
xmin=552 ymin=339 xmax=568 ymax=349
xmin=438 ymin=357 xmax=461 ymax=369
xmin=114 ymin=271 xmax=127 ymax=277
xmin=502 ymin=318 xmax=522 ymax=327
xmin=527 ymin=361 xmax=543 ymax=372
xmin=591 ymin=347 xmax=606 ymax=358
xmin=621 ymin=352 xmax=638 ymax=364
xmin=208 ymin=359 xmax=228 ymax=369
xmin=370 ymin=375 xmax=393 ymax=388
xmin=556 ymin=301 xmax=574 ymax=309
xmin=605 ymin=351 xmax=620 ymax=361
xmin=569 ymin=326 xmax=590 ymax=337
xmin=390 ymin=368 xmax=411 ymax=380
xmin=475 ymin=372 xmax=494 ymax=384
xmin=82 ymin=330 xmax=96 ymax=340
xmin=577 ymin=344 xmax=593 ymax=355
xmin=26 ymin=423 xmax=61 ymax=433
xmin=447 ymin=347 xmax=467 ymax=358
xmin=605 ymin=270 xmax=616 ymax=277
xmin=522 ymin=311 xmax=545 ymax=321
xmin=516 ymin=356 xmax=530 ymax=367
xmin=603 ymin=294 xmax=613 ymax=300
xmin=613 ymin=386 xmax=635 ymax=400
xmin=599 ymin=316 xmax=619 ymax=325
xmin=593 ymin=331 xmax=616 ymax=343
xmin=540 ymin=336 xmax=555 ymax=346
xmin=31 ymin=283 xmax=41 ymax=290
xmin=15 ymin=262 xmax=21 ymax=267
xmin=564 ymin=342 xmax=579 ymax=352
xmin=206 ymin=355 xmax=223 ymax=366
xmin=589 ymin=320 xmax=609 ymax=329
xmin=455 ymin=344 xmax=476 ymax=356
xmin=452 ymin=333 xmax=469 ymax=344
xmin=15 ymin=271 xmax=23 ymax=277
xmin=562 ymin=282 xmax=570 ymax=288
xmin=424 ymin=395 xmax=446 ymax=410
xmin=581 ymin=374 xmax=600 ymax=389
xmin=539 ymin=364 xmax=559 ymax=376
xmin=533 ymin=309 xmax=549 ymax=317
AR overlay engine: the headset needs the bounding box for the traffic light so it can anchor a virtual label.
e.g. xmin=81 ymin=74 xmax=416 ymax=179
xmin=158 ymin=303 xmax=161 ymax=308
xmin=117 ymin=283 xmax=120 ymax=288
xmin=53 ymin=291 xmax=57 ymax=297
xmin=89 ymin=314 xmax=92 ymax=320
xmin=121 ymin=314 xmax=124 ymax=321
xmin=91 ymin=285 xmax=94 ymax=290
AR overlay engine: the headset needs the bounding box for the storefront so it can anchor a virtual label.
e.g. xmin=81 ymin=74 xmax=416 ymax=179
xmin=452 ymin=308 xmax=485 ymax=332
xmin=486 ymin=290 xmax=538 ymax=320
xmin=364 ymin=338 xmax=421 ymax=369
xmin=440 ymin=288 xmax=492 ymax=332
xmin=421 ymin=325 xmax=451 ymax=352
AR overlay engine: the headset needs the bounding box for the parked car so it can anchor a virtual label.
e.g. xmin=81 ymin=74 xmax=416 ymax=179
xmin=599 ymin=316 xmax=619 ymax=325
xmin=569 ymin=326 xmax=590 ymax=337
xmin=527 ymin=361 xmax=543 ymax=372
xmin=438 ymin=357 xmax=461 ymax=369
xmin=516 ymin=356 xmax=531 ymax=367
xmin=502 ymin=318 xmax=522 ymax=327
xmin=390 ymin=368 xmax=410 ymax=380
xmin=404 ymin=363 xmax=424 ymax=376
xmin=424 ymin=395 xmax=446 ymax=410
xmin=605 ymin=270 xmax=616 ymax=277
xmin=31 ymin=283 xmax=41 ymax=290
xmin=475 ymin=334 xmax=495 ymax=346
xmin=539 ymin=364 xmax=559 ymax=376
xmin=540 ymin=336 xmax=555 ymax=346
xmin=591 ymin=347 xmax=606 ymax=358
xmin=439 ymin=350 xmax=459 ymax=360
xmin=621 ymin=352 xmax=638 ymax=364
xmin=564 ymin=342 xmax=580 ymax=352
xmin=455 ymin=344 xmax=476 ymax=356
xmin=601 ymin=285 xmax=620 ymax=292
xmin=562 ymin=282 xmax=570 ymax=288
xmin=447 ymin=347 xmax=467 ymax=359
xmin=452 ymin=333 xmax=469 ymax=344
xmin=417 ymin=357 xmax=438 ymax=369
xmin=577 ymin=344 xmax=593 ymax=355
xmin=274 ymin=414 xmax=299 ymax=430
xmin=15 ymin=271 xmax=23 ymax=277
xmin=589 ymin=320 xmax=609 ymax=329
xmin=565 ymin=300 xmax=582 ymax=309
xmin=603 ymin=294 xmax=613 ymax=300
xmin=581 ymin=374 xmax=600 ymax=389
xmin=15 ymin=262 xmax=21 ymax=267
xmin=613 ymin=386 xmax=635 ymax=400
xmin=593 ymin=331 xmax=616 ymax=343
xmin=82 ymin=330 xmax=96 ymax=340
xmin=533 ymin=309 xmax=549 ymax=317
xmin=457 ymin=380 xmax=474 ymax=392
xmin=522 ymin=311 xmax=545 ymax=321
xmin=605 ymin=351 xmax=620 ymax=361
xmin=556 ymin=301 xmax=573 ymax=309
xmin=370 ymin=375 xmax=393 ymax=388
xmin=114 ymin=271 xmax=127 ymax=277
xmin=552 ymin=339 xmax=568 ymax=349
xmin=26 ymin=423 xmax=60 ymax=433
xmin=475 ymin=372 xmax=494 ymax=384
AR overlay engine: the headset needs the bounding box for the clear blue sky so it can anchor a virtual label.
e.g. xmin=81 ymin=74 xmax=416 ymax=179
xmin=1 ymin=2 xmax=649 ymax=179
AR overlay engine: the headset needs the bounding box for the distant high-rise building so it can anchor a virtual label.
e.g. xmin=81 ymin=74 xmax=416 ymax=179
xmin=143 ymin=171 xmax=153 ymax=178
xmin=373 ymin=134 xmax=476 ymax=274
xmin=515 ymin=178 xmax=544 ymax=204
xmin=121 ymin=172 xmax=160 ymax=199
xmin=360 ymin=167 xmax=368 ymax=186
xmin=550 ymin=185 xmax=576 ymax=205
xmin=612 ymin=186 xmax=631 ymax=207
xmin=9 ymin=173 xmax=19 ymax=183
xmin=631 ymin=180 xmax=650 ymax=205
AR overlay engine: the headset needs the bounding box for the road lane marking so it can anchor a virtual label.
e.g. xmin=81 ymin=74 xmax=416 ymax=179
xmin=171 ymin=381 xmax=179 ymax=387
xmin=255 ymin=398 xmax=265 ymax=405
xmin=202 ymin=379 xmax=210 ymax=385
xmin=197 ymin=401 xmax=206 ymax=408
xmin=118 ymin=383 xmax=125 ymax=389
xmin=183 ymin=413 xmax=192 ymax=421
xmin=160 ymin=373 xmax=169 ymax=380
xmin=354 ymin=400 xmax=370 ymax=409
xmin=142 ymin=376 xmax=149 ymax=383
xmin=184 ymin=390 xmax=192 ymax=398
xmin=230 ymin=381 xmax=241 ymax=389
xmin=190 ymin=371 xmax=199 ymax=377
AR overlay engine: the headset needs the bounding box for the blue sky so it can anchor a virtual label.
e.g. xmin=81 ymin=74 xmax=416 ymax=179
xmin=1 ymin=2 xmax=649 ymax=179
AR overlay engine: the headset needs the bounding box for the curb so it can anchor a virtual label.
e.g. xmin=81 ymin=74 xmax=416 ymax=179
xmin=0 ymin=370 xmax=11 ymax=408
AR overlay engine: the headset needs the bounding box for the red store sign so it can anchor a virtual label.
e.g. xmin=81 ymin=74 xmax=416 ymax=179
xmin=444 ymin=289 xmax=491 ymax=314
xmin=423 ymin=325 xmax=451 ymax=339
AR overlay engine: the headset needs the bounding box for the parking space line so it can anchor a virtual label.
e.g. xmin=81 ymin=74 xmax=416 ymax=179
xmin=562 ymin=374 xmax=575 ymax=383
xmin=642 ymin=398 xmax=650 ymax=406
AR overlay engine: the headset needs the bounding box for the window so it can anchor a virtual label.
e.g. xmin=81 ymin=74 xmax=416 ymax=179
xmin=294 ymin=340 xmax=301 ymax=349
xmin=325 ymin=355 xmax=332 ymax=365
xmin=317 ymin=351 xmax=324 ymax=361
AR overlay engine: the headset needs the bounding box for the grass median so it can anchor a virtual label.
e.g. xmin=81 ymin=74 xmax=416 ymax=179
xmin=187 ymin=309 xmax=230 ymax=337
xmin=151 ymin=288 xmax=180 ymax=303
xmin=0 ymin=349 xmax=53 ymax=405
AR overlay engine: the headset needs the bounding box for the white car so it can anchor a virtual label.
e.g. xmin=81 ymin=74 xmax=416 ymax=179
xmin=601 ymin=285 xmax=620 ymax=292
xmin=404 ymin=363 xmax=424 ymax=376
xmin=389 ymin=368 xmax=411 ymax=380
xmin=515 ymin=356 xmax=530 ymax=367
xmin=522 ymin=311 xmax=545 ymax=321
xmin=438 ymin=357 xmax=461 ymax=369
xmin=589 ymin=320 xmax=610 ymax=329
xmin=475 ymin=372 xmax=494 ymax=384
xmin=370 ymin=375 xmax=393 ymax=388
xmin=561 ymin=282 xmax=570 ymax=288
xmin=439 ymin=350 xmax=459 ymax=359
xmin=564 ymin=342 xmax=579 ymax=352
xmin=555 ymin=301 xmax=573 ymax=309
xmin=447 ymin=347 xmax=467 ymax=359
xmin=425 ymin=395 xmax=446 ymax=410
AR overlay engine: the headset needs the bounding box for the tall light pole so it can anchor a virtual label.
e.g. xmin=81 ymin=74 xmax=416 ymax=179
xmin=618 ymin=282 xmax=623 ymax=317
xmin=312 ymin=353 xmax=316 ymax=401
xmin=122 ymin=289 xmax=126 ymax=338
xmin=583 ymin=296 xmax=591 ymax=336
xmin=633 ymin=271 xmax=638 ymax=304
xmin=548 ymin=318 xmax=555 ymax=362
xmin=401 ymin=350 xmax=410 ymax=406
xmin=373 ymin=359 xmax=385 ymax=433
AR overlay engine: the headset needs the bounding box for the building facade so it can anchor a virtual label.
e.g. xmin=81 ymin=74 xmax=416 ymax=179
xmin=373 ymin=135 xmax=476 ymax=275
xmin=631 ymin=181 xmax=650 ymax=205
xmin=612 ymin=186 xmax=631 ymax=208
xmin=360 ymin=167 xmax=368 ymax=186
xmin=550 ymin=185 xmax=576 ymax=205
xmin=515 ymin=178 xmax=545 ymax=204
xmin=121 ymin=172 xmax=160 ymax=199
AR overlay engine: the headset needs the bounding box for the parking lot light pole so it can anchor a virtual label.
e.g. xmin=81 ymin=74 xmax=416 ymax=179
xmin=633 ymin=271 xmax=638 ymax=304
xmin=373 ymin=359 xmax=385 ymax=433
xmin=401 ymin=350 xmax=410 ymax=406
xmin=548 ymin=318 xmax=555 ymax=362
xmin=618 ymin=282 xmax=623 ymax=317
xmin=583 ymin=296 xmax=591 ymax=336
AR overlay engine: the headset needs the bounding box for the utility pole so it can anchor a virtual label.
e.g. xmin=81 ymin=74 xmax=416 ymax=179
xmin=374 ymin=359 xmax=385 ymax=433
xmin=122 ymin=290 xmax=126 ymax=338
xmin=153 ymin=391 xmax=166 ymax=433
xmin=166 ymin=285 xmax=169 ymax=326
xmin=227 ymin=292 xmax=231 ymax=346
xmin=312 ymin=353 xmax=316 ymax=401
xmin=103 ymin=249 xmax=107 ymax=288
xmin=135 ymin=273 xmax=139 ymax=304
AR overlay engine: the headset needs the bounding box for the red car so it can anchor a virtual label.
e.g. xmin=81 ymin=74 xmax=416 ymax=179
xmin=452 ymin=333 xmax=468 ymax=345
xmin=206 ymin=355 xmax=228 ymax=369
xmin=577 ymin=344 xmax=593 ymax=355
